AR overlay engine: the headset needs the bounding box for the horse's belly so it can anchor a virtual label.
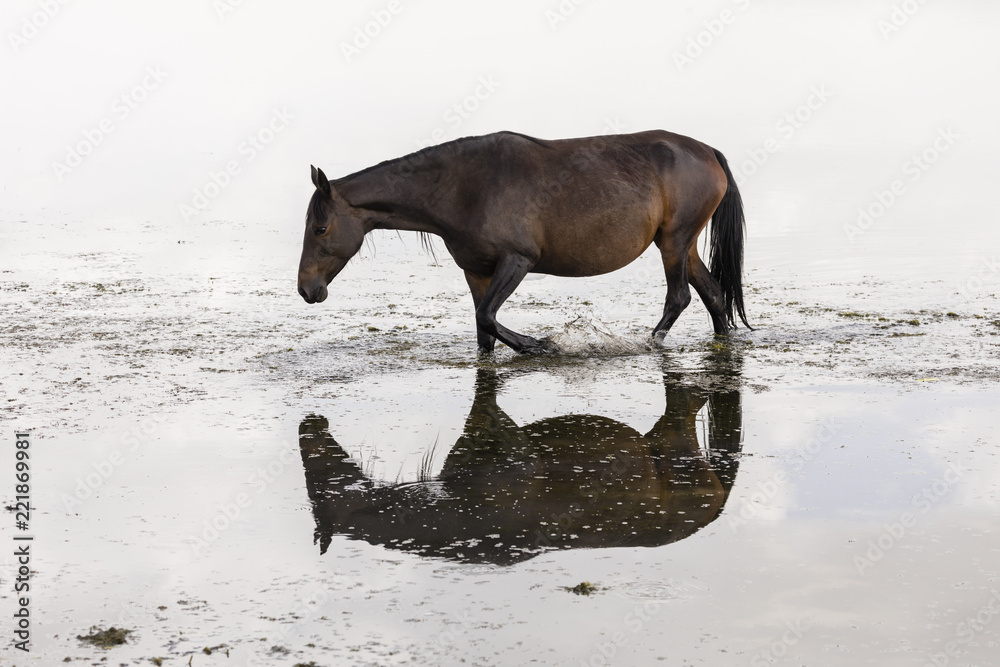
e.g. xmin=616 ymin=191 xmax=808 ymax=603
xmin=535 ymin=220 xmax=655 ymax=277
xmin=532 ymin=253 xmax=642 ymax=277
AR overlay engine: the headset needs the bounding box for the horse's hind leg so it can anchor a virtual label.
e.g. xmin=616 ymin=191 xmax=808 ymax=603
xmin=464 ymin=270 xmax=496 ymax=353
xmin=687 ymin=247 xmax=731 ymax=335
xmin=651 ymin=233 xmax=692 ymax=342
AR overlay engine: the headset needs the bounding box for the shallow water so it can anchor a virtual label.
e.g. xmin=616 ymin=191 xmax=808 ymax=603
xmin=2 ymin=218 xmax=999 ymax=666
xmin=3 ymin=0 xmax=1000 ymax=662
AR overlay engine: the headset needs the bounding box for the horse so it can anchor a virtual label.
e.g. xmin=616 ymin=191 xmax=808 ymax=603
xmin=297 ymin=361 xmax=743 ymax=565
xmin=297 ymin=130 xmax=750 ymax=353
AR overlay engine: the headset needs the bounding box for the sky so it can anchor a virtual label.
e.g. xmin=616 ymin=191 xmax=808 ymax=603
xmin=2 ymin=0 xmax=998 ymax=265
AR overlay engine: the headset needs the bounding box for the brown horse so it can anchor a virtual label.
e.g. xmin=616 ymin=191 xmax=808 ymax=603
xmin=297 ymin=130 xmax=749 ymax=353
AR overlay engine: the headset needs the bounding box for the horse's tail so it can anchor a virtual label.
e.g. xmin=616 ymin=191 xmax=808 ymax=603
xmin=709 ymin=148 xmax=751 ymax=330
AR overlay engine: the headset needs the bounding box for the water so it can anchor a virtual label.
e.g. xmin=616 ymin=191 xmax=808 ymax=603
xmin=1 ymin=220 xmax=999 ymax=665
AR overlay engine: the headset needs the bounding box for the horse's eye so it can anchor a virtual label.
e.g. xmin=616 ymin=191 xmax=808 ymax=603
xmin=314 ymin=226 xmax=327 ymax=236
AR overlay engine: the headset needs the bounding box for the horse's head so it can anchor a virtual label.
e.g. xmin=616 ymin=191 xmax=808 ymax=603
xmin=297 ymin=166 xmax=366 ymax=304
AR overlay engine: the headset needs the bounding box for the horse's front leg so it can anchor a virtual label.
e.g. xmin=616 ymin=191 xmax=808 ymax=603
xmin=474 ymin=254 xmax=551 ymax=354
xmin=464 ymin=270 xmax=496 ymax=353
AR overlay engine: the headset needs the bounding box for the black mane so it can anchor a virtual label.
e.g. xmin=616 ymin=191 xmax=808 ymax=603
xmin=333 ymin=131 xmax=547 ymax=186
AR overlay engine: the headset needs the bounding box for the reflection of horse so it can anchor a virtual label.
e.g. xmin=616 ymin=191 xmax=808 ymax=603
xmin=298 ymin=360 xmax=743 ymax=565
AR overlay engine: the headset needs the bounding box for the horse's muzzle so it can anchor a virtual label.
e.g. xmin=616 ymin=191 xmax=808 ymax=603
xmin=298 ymin=283 xmax=328 ymax=304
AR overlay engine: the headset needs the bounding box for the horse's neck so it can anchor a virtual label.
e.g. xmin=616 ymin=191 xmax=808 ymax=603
xmin=337 ymin=152 xmax=456 ymax=237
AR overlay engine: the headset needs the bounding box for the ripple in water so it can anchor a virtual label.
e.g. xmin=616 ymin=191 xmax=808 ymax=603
xmin=615 ymin=580 xmax=705 ymax=601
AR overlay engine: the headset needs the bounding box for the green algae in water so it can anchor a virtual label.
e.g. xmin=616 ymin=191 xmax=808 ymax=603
xmin=76 ymin=626 xmax=131 ymax=649
xmin=566 ymin=581 xmax=600 ymax=596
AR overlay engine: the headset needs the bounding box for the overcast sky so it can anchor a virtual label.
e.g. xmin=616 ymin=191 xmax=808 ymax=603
xmin=2 ymin=1 xmax=997 ymax=258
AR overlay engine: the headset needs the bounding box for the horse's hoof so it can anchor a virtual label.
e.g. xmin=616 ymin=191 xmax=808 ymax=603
xmin=651 ymin=330 xmax=668 ymax=348
xmin=519 ymin=338 xmax=558 ymax=355
xmin=540 ymin=339 xmax=560 ymax=354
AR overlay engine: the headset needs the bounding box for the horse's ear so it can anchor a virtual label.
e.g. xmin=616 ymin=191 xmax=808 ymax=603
xmin=310 ymin=165 xmax=333 ymax=198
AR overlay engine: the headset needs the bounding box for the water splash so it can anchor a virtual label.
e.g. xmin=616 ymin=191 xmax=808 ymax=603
xmin=544 ymin=316 xmax=652 ymax=357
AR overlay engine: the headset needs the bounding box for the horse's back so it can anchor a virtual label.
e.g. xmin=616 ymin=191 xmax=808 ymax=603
xmin=439 ymin=130 xmax=726 ymax=277
xmin=480 ymin=131 xmax=724 ymax=276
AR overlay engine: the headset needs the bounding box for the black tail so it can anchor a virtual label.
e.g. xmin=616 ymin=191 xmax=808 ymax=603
xmin=709 ymin=149 xmax=751 ymax=330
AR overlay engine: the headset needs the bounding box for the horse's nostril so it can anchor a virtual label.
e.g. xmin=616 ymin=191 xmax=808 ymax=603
xmin=298 ymin=286 xmax=308 ymax=300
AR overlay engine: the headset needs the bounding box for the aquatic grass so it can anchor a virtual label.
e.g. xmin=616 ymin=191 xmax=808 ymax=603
xmin=418 ymin=434 xmax=441 ymax=482
xmin=565 ymin=581 xmax=600 ymax=596
xmin=77 ymin=626 xmax=131 ymax=649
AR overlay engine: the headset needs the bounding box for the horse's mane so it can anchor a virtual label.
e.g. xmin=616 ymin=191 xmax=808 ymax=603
xmin=314 ymin=132 xmax=547 ymax=263
xmin=334 ymin=131 xmax=547 ymax=185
